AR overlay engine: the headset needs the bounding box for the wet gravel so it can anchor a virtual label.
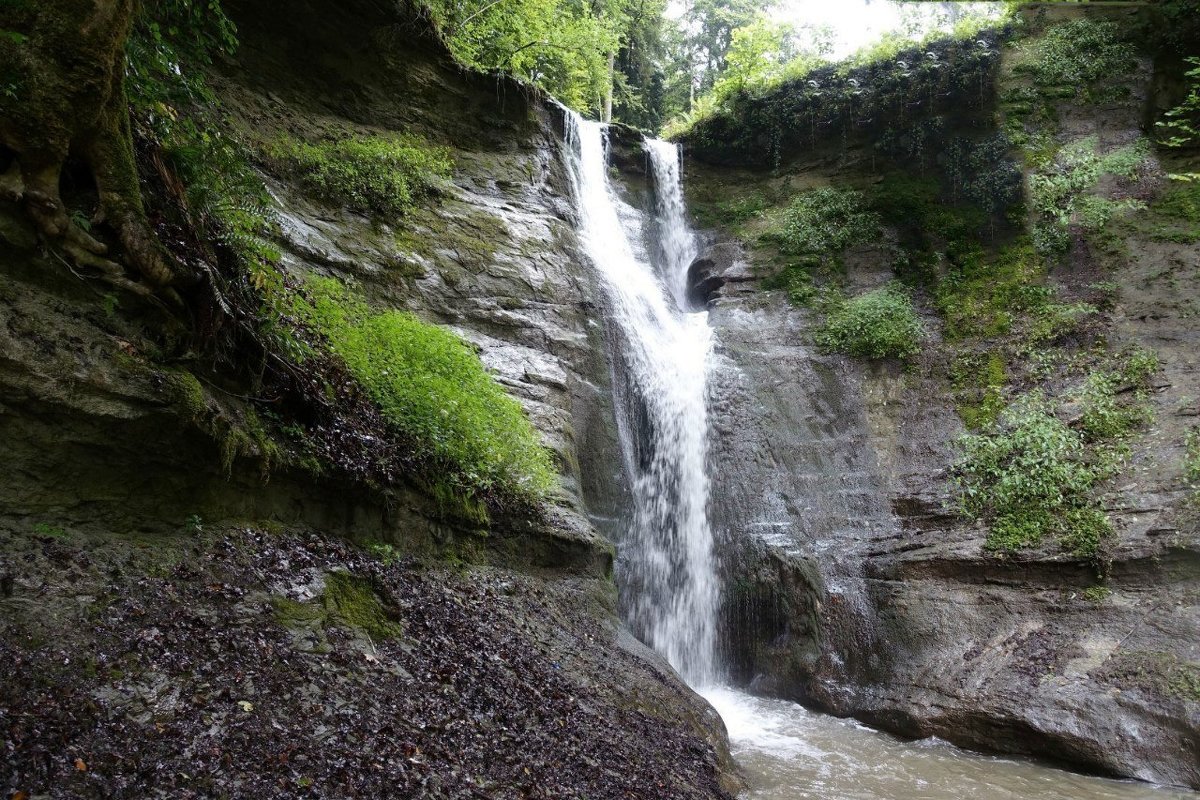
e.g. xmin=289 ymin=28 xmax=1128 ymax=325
xmin=0 ymin=527 xmax=731 ymax=799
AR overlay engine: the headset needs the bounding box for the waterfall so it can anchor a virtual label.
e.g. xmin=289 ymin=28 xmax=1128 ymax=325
xmin=563 ymin=112 xmax=719 ymax=686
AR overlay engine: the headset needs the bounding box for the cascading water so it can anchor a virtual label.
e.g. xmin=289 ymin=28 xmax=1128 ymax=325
xmin=562 ymin=111 xmax=719 ymax=686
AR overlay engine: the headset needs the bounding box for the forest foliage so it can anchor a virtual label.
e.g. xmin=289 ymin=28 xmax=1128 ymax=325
xmin=119 ymin=0 xmax=1194 ymax=137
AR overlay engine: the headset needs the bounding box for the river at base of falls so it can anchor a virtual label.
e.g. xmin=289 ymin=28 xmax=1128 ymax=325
xmin=702 ymin=687 xmax=1197 ymax=800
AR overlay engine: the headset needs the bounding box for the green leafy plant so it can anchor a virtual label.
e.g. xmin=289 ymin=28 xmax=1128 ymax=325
xmin=1121 ymin=347 xmax=1159 ymax=388
xmin=426 ymin=0 xmax=620 ymax=115
xmin=292 ymin=278 xmax=556 ymax=508
xmin=955 ymin=392 xmax=1118 ymax=557
xmin=816 ymin=284 xmax=923 ymax=361
xmin=1157 ymin=57 xmax=1200 ymax=170
xmin=368 ymin=542 xmax=404 ymax=566
xmin=1028 ymin=136 xmax=1150 ymax=256
xmin=1076 ymin=371 xmax=1151 ymax=442
xmin=127 ymin=0 xmax=238 ymax=128
xmin=126 ymin=0 xmax=279 ymax=274
xmin=1186 ymin=427 xmax=1200 ymax=484
xmin=266 ymin=134 xmax=453 ymax=216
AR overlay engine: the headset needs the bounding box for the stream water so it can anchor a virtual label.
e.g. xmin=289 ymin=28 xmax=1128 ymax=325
xmin=562 ymin=115 xmax=1196 ymax=799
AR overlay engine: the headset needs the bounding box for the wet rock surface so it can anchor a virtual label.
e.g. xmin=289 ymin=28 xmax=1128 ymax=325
xmin=0 ymin=526 xmax=733 ymax=799
xmin=704 ymin=237 xmax=1200 ymax=790
xmin=218 ymin=0 xmax=631 ymax=541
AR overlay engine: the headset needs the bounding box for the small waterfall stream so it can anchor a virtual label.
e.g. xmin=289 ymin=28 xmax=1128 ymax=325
xmin=563 ymin=112 xmax=718 ymax=686
xmin=561 ymin=113 xmax=1194 ymax=800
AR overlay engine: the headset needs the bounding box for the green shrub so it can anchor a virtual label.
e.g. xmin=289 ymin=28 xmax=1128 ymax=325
xmin=1028 ymin=136 xmax=1150 ymax=256
xmin=955 ymin=393 xmax=1117 ymax=556
xmin=816 ymin=284 xmax=923 ymax=361
xmin=267 ymin=134 xmax=452 ymax=216
xmin=770 ymin=187 xmax=880 ymax=258
xmin=292 ymin=278 xmax=556 ymax=507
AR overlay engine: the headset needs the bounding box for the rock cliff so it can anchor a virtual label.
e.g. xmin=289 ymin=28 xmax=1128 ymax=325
xmin=685 ymin=5 xmax=1200 ymax=789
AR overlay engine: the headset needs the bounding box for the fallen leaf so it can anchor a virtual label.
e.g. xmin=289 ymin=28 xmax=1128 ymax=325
xmin=13 ymin=791 xmax=29 ymax=800
xmin=238 ymin=700 xmax=254 ymax=712
xmin=74 ymin=758 xmax=87 ymax=772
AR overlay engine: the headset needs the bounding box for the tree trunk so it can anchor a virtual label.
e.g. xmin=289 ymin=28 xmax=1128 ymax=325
xmin=0 ymin=0 xmax=178 ymax=292
xmin=603 ymin=51 xmax=615 ymax=123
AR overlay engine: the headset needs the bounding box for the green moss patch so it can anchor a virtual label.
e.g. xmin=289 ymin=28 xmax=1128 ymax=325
xmin=270 ymin=573 xmax=402 ymax=645
xmin=936 ymin=243 xmax=1042 ymax=341
xmin=1100 ymin=651 xmax=1200 ymax=703
xmin=323 ymin=572 xmax=404 ymax=642
xmin=951 ymin=351 xmax=1006 ymax=430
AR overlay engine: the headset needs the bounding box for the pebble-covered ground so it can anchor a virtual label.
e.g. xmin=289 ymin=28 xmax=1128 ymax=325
xmin=0 ymin=526 xmax=732 ymax=799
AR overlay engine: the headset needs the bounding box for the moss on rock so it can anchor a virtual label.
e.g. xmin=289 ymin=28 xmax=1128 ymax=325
xmin=323 ymin=571 xmax=404 ymax=642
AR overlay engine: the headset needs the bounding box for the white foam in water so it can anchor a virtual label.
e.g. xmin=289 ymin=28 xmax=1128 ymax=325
xmin=704 ymin=686 xmax=1196 ymax=800
xmin=561 ymin=113 xmax=1196 ymax=800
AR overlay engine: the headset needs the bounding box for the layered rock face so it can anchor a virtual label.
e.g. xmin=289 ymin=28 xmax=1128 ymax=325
xmin=706 ymin=262 xmax=1200 ymax=787
xmin=688 ymin=7 xmax=1200 ymax=790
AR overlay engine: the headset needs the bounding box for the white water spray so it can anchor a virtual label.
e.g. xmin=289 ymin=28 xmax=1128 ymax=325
xmin=563 ymin=112 xmax=719 ymax=685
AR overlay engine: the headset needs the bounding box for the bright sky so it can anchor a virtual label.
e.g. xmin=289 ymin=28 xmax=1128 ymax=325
xmin=769 ymin=0 xmax=1007 ymax=60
